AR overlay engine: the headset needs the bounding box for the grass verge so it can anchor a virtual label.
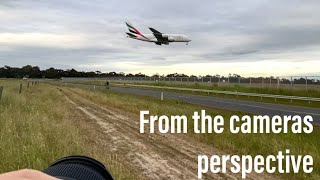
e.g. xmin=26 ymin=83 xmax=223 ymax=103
xmin=0 ymin=79 xmax=139 ymax=179
xmin=64 ymin=85 xmax=320 ymax=180
xmin=63 ymin=80 xmax=320 ymax=108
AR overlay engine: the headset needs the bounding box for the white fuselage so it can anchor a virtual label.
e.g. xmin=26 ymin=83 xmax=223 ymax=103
xmin=128 ymin=34 xmax=191 ymax=43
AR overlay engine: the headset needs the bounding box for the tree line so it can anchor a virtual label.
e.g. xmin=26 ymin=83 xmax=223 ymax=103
xmin=0 ymin=65 xmax=144 ymax=79
xmin=0 ymin=65 xmax=246 ymax=79
xmin=0 ymin=65 xmax=319 ymax=84
xmin=0 ymin=65 xmax=206 ymax=79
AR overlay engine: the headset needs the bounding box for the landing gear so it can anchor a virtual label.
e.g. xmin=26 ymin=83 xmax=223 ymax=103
xmin=186 ymin=42 xmax=189 ymax=45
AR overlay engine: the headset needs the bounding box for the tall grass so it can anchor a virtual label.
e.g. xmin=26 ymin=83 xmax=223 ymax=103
xmin=0 ymin=80 xmax=139 ymax=179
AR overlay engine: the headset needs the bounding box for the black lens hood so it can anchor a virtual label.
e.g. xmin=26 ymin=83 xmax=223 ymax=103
xmin=43 ymin=155 xmax=113 ymax=180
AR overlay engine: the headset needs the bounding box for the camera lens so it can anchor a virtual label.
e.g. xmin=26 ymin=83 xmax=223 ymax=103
xmin=43 ymin=156 xmax=114 ymax=180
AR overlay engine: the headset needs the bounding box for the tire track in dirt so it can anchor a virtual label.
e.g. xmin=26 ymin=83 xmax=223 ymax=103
xmin=62 ymin=89 xmax=278 ymax=180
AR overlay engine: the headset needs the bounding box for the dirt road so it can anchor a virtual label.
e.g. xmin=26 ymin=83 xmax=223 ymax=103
xmin=62 ymin=88 xmax=277 ymax=180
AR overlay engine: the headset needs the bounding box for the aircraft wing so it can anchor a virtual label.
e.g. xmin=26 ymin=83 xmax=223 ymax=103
xmin=149 ymin=27 xmax=165 ymax=41
xmin=149 ymin=27 xmax=162 ymax=34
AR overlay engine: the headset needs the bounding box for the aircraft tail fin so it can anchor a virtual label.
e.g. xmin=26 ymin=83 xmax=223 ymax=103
xmin=125 ymin=21 xmax=148 ymax=39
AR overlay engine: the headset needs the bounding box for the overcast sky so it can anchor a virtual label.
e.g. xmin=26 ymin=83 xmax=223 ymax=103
xmin=1 ymin=0 xmax=319 ymax=76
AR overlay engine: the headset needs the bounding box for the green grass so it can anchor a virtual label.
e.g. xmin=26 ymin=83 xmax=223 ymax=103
xmin=138 ymin=81 xmax=320 ymax=97
xmin=62 ymin=80 xmax=320 ymax=108
xmin=65 ymin=86 xmax=320 ymax=180
xmin=64 ymin=79 xmax=320 ymax=97
xmin=0 ymin=79 xmax=139 ymax=179
xmin=148 ymin=81 xmax=320 ymax=97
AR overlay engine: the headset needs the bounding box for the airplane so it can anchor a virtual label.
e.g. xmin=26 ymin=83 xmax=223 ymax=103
xmin=125 ymin=22 xmax=191 ymax=45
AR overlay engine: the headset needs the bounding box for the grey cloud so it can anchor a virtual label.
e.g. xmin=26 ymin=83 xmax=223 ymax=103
xmin=0 ymin=0 xmax=319 ymax=74
xmin=0 ymin=0 xmax=20 ymax=7
xmin=0 ymin=45 xmax=126 ymax=67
